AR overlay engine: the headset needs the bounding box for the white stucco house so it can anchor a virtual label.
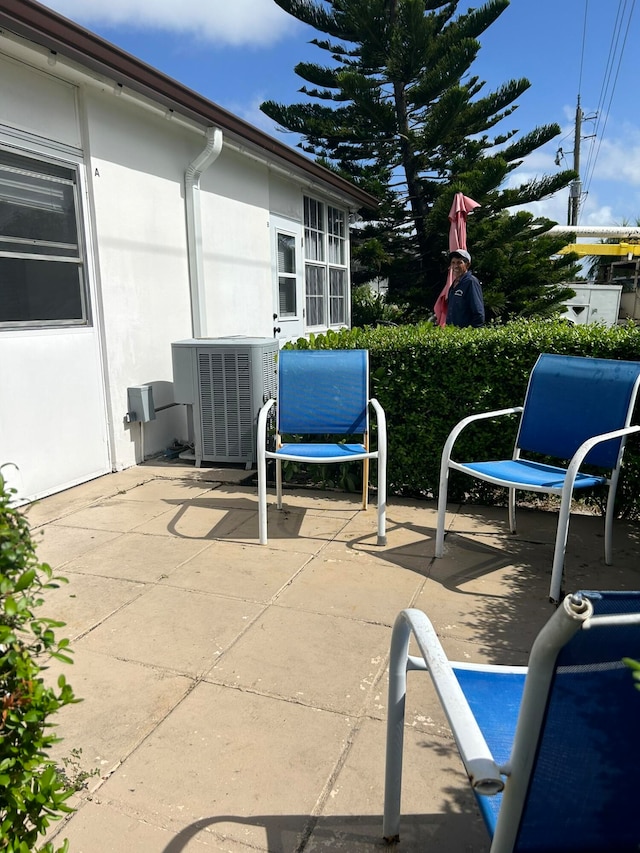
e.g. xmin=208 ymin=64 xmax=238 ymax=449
xmin=0 ymin=0 xmax=377 ymax=503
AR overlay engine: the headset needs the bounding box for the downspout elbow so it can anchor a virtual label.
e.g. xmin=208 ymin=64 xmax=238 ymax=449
xmin=186 ymin=126 xmax=223 ymax=187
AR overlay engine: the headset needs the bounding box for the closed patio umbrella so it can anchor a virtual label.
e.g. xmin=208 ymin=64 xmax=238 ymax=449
xmin=433 ymin=192 xmax=480 ymax=326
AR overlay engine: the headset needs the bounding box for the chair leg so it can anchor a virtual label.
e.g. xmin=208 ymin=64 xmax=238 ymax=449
xmin=276 ymin=458 xmax=283 ymax=510
xmin=435 ymin=464 xmax=449 ymax=557
xmin=258 ymin=452 xmax=268 ymax=546
xmin=256 ymin=400 xmax=275 ymax=546
xmin=604 ymin=480 xmax=618 ymax=565
xmin=383 ymin=615 xmax=411 ymax=843
xmin=362 ymin=457 xmax=370 ymax=510
xmin=549 ymin=490 xmax=573 ymax=604
xmin=377 ymin=447 xmax=387 ymax=546
xmin=508 ymin=487 xmax=517 ymax=533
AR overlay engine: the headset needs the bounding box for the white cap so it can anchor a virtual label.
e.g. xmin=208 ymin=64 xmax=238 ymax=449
xmin=450 ymin=249 xmax=471 ymax=263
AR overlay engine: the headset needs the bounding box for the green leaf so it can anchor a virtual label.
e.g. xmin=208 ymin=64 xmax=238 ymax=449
xmin=14 ymin=568 xmax=36 ymax=592
xmin=4 ymin=595 xmax=18 ymax=616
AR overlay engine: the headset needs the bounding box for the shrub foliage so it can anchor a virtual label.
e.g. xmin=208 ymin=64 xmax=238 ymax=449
xmin=290 ymin=320 xmax=640 ymax=517
xmin=0 ymin=472 xmax=76 ymax=852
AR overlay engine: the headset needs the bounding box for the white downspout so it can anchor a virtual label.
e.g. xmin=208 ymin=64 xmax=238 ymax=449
xmin=185 ymin=126 xmax=223 ymax=338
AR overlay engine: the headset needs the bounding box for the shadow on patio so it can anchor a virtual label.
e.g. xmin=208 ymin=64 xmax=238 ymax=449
xmin=34 ymin=464 xmax=639 ymax=852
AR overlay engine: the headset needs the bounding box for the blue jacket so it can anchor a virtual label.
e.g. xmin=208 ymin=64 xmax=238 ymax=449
xmin=446 ymin=271 xmax=485 ymax=328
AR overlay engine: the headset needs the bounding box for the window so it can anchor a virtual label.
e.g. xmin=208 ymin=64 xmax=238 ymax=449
xmin=0 ymin=150 xmax=88 ymax=328
xmin=277 ymin=231 xmax=297 ymax=317
xmin=304 ymin=197 xmax=348 ymax=328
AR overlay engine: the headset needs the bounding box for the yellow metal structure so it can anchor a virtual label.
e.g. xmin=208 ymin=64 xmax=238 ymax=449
xmin=559 ymin=242 xmax=640 ymax=257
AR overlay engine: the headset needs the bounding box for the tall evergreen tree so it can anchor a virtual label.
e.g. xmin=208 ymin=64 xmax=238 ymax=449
xmin=262 ymin=0 xmax=580 ymax=319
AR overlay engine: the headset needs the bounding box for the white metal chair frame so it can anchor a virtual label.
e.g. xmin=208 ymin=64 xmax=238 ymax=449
xmin=435 ymin=354 xmax=640 ymax=603
xmin=257 ymin=350 xmax=387 ymax=546
xmin=383 ymin=593 xmax=640 ymax=852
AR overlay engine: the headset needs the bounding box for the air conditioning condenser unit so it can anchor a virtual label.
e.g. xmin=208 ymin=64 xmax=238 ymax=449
xmin=171 ymin=337 xmax=278 ymax=467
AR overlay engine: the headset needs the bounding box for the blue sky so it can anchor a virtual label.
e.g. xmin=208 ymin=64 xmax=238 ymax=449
xmin=41 ymin=0 xmax=640 ymax=228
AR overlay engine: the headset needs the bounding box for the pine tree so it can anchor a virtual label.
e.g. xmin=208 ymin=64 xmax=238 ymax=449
xmin=261 ymin=0 xmax=580 ymax=319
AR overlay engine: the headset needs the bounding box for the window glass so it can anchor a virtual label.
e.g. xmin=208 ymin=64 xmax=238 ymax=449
xmin=0 ymin=258 xmax=85 ymax=322
xmin=0 ymin=150 xmax=87 ymax=328
xmin=304 ymin=197 xmax=325 ymax=262
xmin=305 ymin=265 xmax=325 ymax=326
xmin=329 ymin=268 xmax=347 ymax=325
xmin=327 ymin=207 xmax=346 ymax=265
xmin=303 ymin=197 xmax=349 ymax=330
xmin=277 ymin=231 xmax=297 ymax=318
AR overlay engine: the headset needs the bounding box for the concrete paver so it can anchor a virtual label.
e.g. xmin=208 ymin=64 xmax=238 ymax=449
xmin=21 ymin=460 xmax=638 ymax=852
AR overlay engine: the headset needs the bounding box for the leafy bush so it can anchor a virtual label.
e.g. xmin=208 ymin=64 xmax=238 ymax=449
xmin=350 ymin=285 xmax=404 ymax=329
xmin=0 ymin=471 xmax=77 ymax=852
xmin=288 ymin=320 xmax=640 ymax=517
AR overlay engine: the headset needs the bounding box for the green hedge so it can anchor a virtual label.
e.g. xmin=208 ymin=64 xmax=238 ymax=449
xmin=290 ymin=319 xmax=640 ymax=518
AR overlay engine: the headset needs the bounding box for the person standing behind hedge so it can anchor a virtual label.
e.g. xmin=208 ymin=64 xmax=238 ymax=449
xmin=446 ymin=249 xmax=485 ymax=328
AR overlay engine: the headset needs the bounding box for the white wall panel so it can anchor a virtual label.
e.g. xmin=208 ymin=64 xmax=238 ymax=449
xmin=83 ymin=91 xmax=194 ymax=469
xmin=269 ymin=173 xmax=303 ymax=221
xmin=0 ymin=52 xmax=81 ymax=149
xmin=0 ymin=328 xmax=110 ymax=502
xmin=199 ymin=148 xmax=273 ymax=338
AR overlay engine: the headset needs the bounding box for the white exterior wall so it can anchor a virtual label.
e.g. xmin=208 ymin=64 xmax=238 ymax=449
xmin=0 ymin=52 xmax=112 ymax=500
xmin=199 ymin=147 xmax=272 ymax=338
xmin=1 ymin=52 xmax=82 ymax=149
xmin=0 ymin=32 xmax=356 ymax=501
xmin=269 ymin=173 xmax=304 ymax=222
xmin=82 ymin=90 xmax=195 ymax=469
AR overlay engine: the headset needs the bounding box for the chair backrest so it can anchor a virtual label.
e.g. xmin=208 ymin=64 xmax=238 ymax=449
xmin=517 ymin=353 xmax=640 ymax=468
xmin=277 ymin=349 xmax=369 ymax=436
xmin=514 ymin=590 xmax=640 ymax=852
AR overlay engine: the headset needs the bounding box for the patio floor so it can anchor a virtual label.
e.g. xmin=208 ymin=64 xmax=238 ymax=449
xmin=24 ymin=459 xmax=640 ymax=852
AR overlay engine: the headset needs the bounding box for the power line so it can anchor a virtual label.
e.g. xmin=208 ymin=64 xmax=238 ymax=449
xmin=582 ymin=0 xmax=636 ymax=205
xmin=576 ymin=0 xmax=589 ymax=97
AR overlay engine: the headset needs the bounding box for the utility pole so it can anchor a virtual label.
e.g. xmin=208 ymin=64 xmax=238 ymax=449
xmin=567 ymin=96 xmax=583 ymax=226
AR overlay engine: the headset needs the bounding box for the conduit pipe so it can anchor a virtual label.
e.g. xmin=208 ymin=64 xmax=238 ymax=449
xmin=548 ymin=225 xmax=640 ymax=239
xmin=185 ymin=126 xmax=223 ymax=338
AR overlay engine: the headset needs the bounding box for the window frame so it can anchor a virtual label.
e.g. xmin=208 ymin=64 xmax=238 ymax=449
xmin=275 ymin=228 xmax=298 ymax=319
xmin=303 ymin=196 xmax=350 ymax=330
xmin=0 ymin=148 xmax=90 ymax=331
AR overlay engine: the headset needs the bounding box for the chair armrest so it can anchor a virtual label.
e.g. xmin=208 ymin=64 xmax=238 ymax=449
xmin=391 ymin=609 xmax=505 ymax=795
xmin=441 ymin=406 xmax=523 ymax=467
xmin=567 ymin=424 xmax=640 ymax=480
xmin=257 ymin=398 xmax=276 ymax=460
xmin=369 ymin=397 xmax=387 ymax=449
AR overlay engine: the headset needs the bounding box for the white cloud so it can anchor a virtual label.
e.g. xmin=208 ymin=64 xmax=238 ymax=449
xmin=503 ymin=114 xmax=640 ymax=227
xmin=43 ymin=0 xmax=298 ymax=47
xmin=230 ymin=95 xmax=282 ymax=137
xmin=513 ymin=193 xmax=570 ymax=227
xmin=585 ymin=136 xmax=640 ymax=188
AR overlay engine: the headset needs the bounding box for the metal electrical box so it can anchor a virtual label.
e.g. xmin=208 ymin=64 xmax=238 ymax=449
xmin=127 ymin=385 xmax=156 ymax=422
xmin=171 ymin=337 xmax=278 ymax=467
xmin=562 ymin=283 xmax=622 ymax=326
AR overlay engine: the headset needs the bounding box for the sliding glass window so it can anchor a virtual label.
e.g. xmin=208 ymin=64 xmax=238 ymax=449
xmin=0 ymin=149 xmax=88 ymax=328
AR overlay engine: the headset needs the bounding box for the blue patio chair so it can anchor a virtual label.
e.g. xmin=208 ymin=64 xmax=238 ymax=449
xmin=435 ymin=353 xmax=640 ymax=602
xmin=257 ymin=349 xmax=387 ymax=546
xmin=384 ymin=590 xmax=640 ymax=852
